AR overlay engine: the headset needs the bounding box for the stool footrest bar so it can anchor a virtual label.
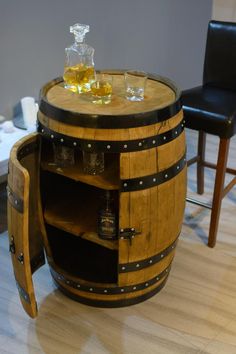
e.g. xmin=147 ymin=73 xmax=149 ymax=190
xmin=186 ymin=197 xmax=212 ymax=210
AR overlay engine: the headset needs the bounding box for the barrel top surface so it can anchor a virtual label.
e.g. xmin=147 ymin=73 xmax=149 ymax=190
xmin=46 ymin=74 xmax=175 ymax=115
xmin=39 ymin=71 xmax=182 ymax=128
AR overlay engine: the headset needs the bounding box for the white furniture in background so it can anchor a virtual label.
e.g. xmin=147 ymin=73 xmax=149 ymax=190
xmin=0 ymin=126 xmax=30 ymax=182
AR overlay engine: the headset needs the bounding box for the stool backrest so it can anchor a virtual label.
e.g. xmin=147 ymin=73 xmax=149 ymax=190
xmin=203 ymin=20 xmax=236 ymax=90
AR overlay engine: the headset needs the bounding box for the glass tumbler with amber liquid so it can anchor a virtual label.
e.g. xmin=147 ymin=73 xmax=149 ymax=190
xmin=91 ymin=73 xmax=113 ymax=104
xmin=63 ymin=23 xmax=95 ymax=93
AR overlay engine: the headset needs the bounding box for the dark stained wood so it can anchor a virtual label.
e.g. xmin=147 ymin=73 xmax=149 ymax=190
xmin=197 ymin=131 xmax=206 ymax=195
xmin=208 ymin=138 xmax=230 ymax=247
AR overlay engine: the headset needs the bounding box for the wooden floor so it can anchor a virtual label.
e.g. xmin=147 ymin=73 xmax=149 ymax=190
xmin=0 ymin=129 xmax=235 ymax=354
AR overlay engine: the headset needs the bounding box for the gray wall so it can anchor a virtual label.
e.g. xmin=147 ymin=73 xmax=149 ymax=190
xmin=0 ymin=0 xmax=212 ymax=118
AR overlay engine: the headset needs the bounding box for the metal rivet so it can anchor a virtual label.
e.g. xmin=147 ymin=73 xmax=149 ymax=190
xmin=149 ymin=260 xmax=153 ymax=264
xmin=104 ymin=289 xmax=108 ymax=293
xmin=107 ymin=145 xmax=111 ymax=149
xmin=161 ymin=254 xmax=164 ymax=258
xmin=152 ymin=140 xmax=156 ymax=144
xmin=77 ymin=284 xmax=80 ymax=288
xmin=121 ymin=289 xmax=124 ymax=292
xmin=145 ymin=283 xmax=149 ymax=287
xmin=15 ymin=200 xmax=18 ymax=205
xmin=165 ymin=174 xmax=168 ymax=178
xmin=120 ymin=236 xmax=124 ymax=240
xmin=153 ymin=178 xmax=156 ymax=182
xmin=87 ymin=144 xmax=92 ymax=148
xmin=60 ymin=138 xmax=64 ymax=143
xmin=41 ymin=129 xmax=44 ymax=133
xmin=139 ymin=181 xmax=143 ymax=185
xmin=175 ymin=131 xmax=178 ymax=135
xmin=51 ymin=135 xmax=54 ymax=139
xmin=163 ymin=136 xmax=166 ymax=140
xmin=133 ymin=286 xmax=137 ymax=290
xmin=66 ymin=281 xmax=70 ymax=284
xmin=166 ymin=269 xmax=168 ymax=272
xmin=89 ymin=288 xmax=93 ymax=291
xmin=123 ymin=144 xmax=128 ymax=149
xmin=120 ymin=228 xmax=124 ymax=232
xmin=138 ymin=142 xmax=142 ymax=146
xmin=131 ymin=235 xmax=135 ymax=239
xmin=177 ymin=165 xmax=179 ymax=170
xmin=136 ymin=264 xmax=140 ymax=268
xmin=181 ymin=124 xmax=184 ymax=127
xmin=122 ymin=266 xmax=126 ymax=270
xmin=123 ymin=183 xmax=127 ymax=187
xmin=156 ymin=277 xmax=159 ymax=280
xmin=131 ymin=228 xmax=134 ymax=231
xmin=73 ymin=142 xmax=77 ymax=146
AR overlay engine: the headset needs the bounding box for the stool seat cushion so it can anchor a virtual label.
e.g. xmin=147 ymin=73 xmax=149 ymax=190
xmin=182 ymin=85 xmax=236 ymax=138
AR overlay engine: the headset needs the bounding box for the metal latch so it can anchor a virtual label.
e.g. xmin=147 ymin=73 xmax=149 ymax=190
xmin=119 ymin=228 xmax=141 ymax=245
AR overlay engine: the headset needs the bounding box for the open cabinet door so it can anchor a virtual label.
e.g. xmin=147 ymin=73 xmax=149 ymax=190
xmin=7 ymin=132 xmax=45 ymax=318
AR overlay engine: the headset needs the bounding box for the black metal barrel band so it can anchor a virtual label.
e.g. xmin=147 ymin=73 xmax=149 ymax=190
xmin=16 ymin=281 xmax=31 ymax=304
xmin=6 ymin=185 xmax=24 ymax=213
xmin=119 ymin=236 xmax=178 ymax=273
xmin=50 ymin=263 xmax=171 ymax=296
xmin=121 ymin=153 xmax=186 ymax=192
xmin=17 ymin=140 xmax=39 ymax=161
xmin=37 ymin=118 xmax=184 ymax=153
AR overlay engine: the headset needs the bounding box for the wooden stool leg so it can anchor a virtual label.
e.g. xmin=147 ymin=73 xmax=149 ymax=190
xmin=197 ymin=131 xmax=206 ymax=194
xmin=208 ymin=138 xmax=230 ymax=248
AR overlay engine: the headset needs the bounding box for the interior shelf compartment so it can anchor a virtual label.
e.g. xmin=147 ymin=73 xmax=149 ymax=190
xmin=40 ymin=140 xmax=120 ymax=190
xmin=47 ymin=224 xmax=118 ymax=283
xmin=41 ymin=172 xmax=119 ymax=250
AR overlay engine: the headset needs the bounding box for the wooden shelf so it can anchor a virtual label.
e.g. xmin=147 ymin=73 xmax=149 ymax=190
xmin=41 ymin=155 xmax=120 ymax=190
xmin=47 ymin=225 xmax=118 ymax=283
xmin=43 ymin=182 xmax=118 ymax=250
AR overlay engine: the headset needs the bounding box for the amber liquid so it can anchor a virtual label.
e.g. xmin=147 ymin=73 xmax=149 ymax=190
xmin=91 ymin=81 xmax=112 ymax=97
xmin=63 ymin=64 xmax=95 ymax=93
xmin=91 ymin=79 xmax=113 ymax=104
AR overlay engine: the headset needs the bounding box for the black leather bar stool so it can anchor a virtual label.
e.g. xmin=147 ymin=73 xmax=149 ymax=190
xmin=182 ymin=20 xmax=236 ymax=248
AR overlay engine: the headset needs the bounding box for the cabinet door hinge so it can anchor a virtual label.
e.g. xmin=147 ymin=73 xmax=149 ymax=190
xmin=9 ymin=236 xmax=16 ymax=254
xmin=17 ymin=253 xmax=24 ymax=265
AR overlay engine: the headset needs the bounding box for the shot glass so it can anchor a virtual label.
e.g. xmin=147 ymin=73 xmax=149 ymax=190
xmin=124 ymin=70 xmax=147 ymax=101
xmin=91 ymin=73 xmax=113 ymax=104
xmin=53 ymin=144 xmax=75 ymax=167
xmin=83 ymin=151 xmax=104 ymax=175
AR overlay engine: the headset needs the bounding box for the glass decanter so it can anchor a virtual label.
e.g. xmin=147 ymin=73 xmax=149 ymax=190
xmin=63 ymin=23 xmax=95 ymax=93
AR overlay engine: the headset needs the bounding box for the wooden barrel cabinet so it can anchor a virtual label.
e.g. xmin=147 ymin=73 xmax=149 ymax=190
xmin=7 ymin=71 xmax=187 ymax=318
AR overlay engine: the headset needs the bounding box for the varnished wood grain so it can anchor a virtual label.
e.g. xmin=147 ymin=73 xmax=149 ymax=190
xmin=46 ymin=74 xmax=176 ymax=116
xmin=35 ymin=77 xmax=186 ymax=305
xmin=41 ymin=155 xmax=120 ymax=190
xmin=7 ymin=133 xmax=47 ymax=318
xmin=0 ymin=129 xmax=236 ymax=353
